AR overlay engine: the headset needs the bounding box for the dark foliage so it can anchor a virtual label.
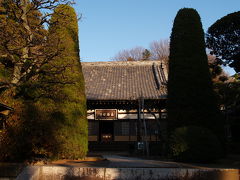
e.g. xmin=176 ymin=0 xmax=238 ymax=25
xmin=0 ymin=102 xmax=62 ymax=162
xmin=206 ymin=11 xmax=240 ymax=73
xmin=169 ymin=126 xmax=223 ymax=163
xmin=0 ymin=4 xmax=87 ymax=162
xmin=142 ymin=49 xmax=151 ymax=61
xmin=167 ymin=8 xmax=224 ymax=139
xmin=214 ymin=81 xmax=240 ymax=146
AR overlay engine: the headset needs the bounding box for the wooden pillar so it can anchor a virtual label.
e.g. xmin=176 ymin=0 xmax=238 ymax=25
xmin=137 ymin=99 xmax=142 ymax=142
xmin=129 ymin=120 xmax=131 ymax=142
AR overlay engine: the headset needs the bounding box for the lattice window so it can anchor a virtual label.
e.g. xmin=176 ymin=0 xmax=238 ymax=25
xmin=114 ymin=121 xmax=121 ymax=135
xmin=129 ymin=121 xmax=137 ymax=135
xmin=146 ymin=120 xmax=158 ymax=135
xmin=122 ymin=122 xmax=129 ymax=136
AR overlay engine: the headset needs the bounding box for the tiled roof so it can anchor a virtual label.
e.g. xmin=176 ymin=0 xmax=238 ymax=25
xmin=82 ymin=61 xmax=167 ymax=100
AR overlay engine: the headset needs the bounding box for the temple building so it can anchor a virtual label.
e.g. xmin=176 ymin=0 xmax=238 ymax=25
xmin=82 ymin=61 xmax=168 ymax=152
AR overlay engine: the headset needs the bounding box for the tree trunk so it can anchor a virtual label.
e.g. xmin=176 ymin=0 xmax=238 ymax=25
xmin=11 ymin=0 xmax=33 ymax=85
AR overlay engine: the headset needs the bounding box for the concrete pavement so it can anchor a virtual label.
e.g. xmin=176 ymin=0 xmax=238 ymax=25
xmin=102 ymin=155 xmax=185 ymax=168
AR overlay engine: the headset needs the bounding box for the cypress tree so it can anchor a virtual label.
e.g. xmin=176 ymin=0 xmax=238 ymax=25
xmin=167 ymin=8 xmax=224 ymax=138
xmin=44 ymin=5 xmax=88 ymax=159
xmin=0 ymin=2 xmax=87 ymax=161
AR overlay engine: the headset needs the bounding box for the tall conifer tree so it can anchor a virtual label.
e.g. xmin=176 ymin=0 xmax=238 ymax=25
xmin=0 ymin=1 xmax=87 ymax=162
xmin=167 ymin=8 xmax=224 ymax=138
xmin=45 ymin=5 xmax=88 ymax=159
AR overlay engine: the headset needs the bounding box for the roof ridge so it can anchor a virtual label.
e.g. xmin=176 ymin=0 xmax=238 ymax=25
xmin=81 ymin=60 xmax=163 ymax=66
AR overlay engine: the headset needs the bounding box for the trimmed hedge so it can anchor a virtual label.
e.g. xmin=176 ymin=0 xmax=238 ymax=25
xmin=169 ymin=126 xmax=223 ymax=163
xmin=167 ymin=8 xmax=224 ymax=140
xmin=46 ymin=5 xmax=88 ymax=159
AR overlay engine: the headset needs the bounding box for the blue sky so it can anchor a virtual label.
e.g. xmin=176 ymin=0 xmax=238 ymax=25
xmin=74 ymin=0 xmax=240 ymax=74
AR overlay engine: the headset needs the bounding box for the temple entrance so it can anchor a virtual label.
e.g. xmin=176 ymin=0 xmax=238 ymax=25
xmin=99 ymin=121 xmax=114 ymax=142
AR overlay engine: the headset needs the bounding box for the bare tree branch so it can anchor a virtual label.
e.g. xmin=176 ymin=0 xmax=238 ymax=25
xmin=113 ymin=46 xmax=145 ymax=61
xmin=0 ymin=0 xmax=75 ymax=89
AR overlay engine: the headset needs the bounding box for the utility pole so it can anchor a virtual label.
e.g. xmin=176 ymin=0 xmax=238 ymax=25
xmin=141 ymin=97 xmax=149 ymax=156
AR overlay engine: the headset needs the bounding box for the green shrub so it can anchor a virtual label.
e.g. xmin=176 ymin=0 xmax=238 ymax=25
xmin=149 ymin=143 xmax=162 ymax=156
xmin=169 ymin=126 xmax=223 ymax=163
